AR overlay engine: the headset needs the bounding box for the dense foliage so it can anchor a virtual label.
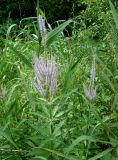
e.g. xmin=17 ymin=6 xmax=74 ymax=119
xmin=0 ymin=0 xmax=118 ymax=160
xmin=1 ymin=0 xmax=117 ymax=24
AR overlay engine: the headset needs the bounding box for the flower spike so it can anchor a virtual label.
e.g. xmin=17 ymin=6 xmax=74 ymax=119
xmin=83 ymin=55 xmax=96 ymax=100
xmin=32 ymin=53 xmax=57 ymax=97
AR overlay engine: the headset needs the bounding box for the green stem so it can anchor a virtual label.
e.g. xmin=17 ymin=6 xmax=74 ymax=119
xmin=85 ymin=104 xmax=90 ymax=160
xmin=48 ymin=101 xmax=53 ymax=158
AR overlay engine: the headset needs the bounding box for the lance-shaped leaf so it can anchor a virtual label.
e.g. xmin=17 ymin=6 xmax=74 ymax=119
xmin=109 ymin=0 xmax=118 ymax=29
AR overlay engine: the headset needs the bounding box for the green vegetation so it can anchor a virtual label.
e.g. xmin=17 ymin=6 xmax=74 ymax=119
xmin=0 ymin=0 xmax=118 ymax=159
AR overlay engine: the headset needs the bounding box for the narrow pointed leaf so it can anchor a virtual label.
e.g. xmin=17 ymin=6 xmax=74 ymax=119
xmin=66 ymin=136 xmax=96 ymax=153
xmin=63 ymin=58 xmax=80 ymax=90
xmin=109 ymin=0 xmax=118 ymax=29
xmin=88 ymin=148 xmax=112 ymax=160
xmin=66 ymin=135 xmax=111 ymax=153
xmin=6 ymin=24 xmax=17 ymax=38
xmin=6 ymin=43 xmax=32 ymax=68
xmin=32 ymin=147 xmax=78 ymax=160
xmin=46 ymin=19 xmax=72 ymax=46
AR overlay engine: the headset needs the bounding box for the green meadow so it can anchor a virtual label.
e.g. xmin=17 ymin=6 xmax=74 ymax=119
xmin=0 ymin=0 xmax=118 ymax=159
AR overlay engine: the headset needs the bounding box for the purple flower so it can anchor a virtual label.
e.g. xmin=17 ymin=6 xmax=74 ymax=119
xmin=90 ymin=55 xmax=95 ymax=86
xmin=37 ymin=14 xmax=47 ymax=39
xmin=32 ymin=53 xmax=57 ymax=97
xmin=83 ymin=55 xmax=96 ymax=100
xmin=83 ymin=83 xmax=96 ymax=100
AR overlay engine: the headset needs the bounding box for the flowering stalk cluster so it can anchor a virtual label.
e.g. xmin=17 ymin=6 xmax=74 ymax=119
xmin=83 ymin=55 xmax=96 ymax=100
xmin=32 ymin=53 xmax=57 ymax=98
xmin=32 ymin=14 xmax=57 ymax=98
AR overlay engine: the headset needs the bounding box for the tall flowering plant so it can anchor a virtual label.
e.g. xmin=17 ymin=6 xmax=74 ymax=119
xmin=32 ymin=14 xmax=58 ymax=98
xmin=30 ymin=14 xmax=59 ymax=155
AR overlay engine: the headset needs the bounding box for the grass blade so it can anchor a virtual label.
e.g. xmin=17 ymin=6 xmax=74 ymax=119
xmin=66 ymin=136 xmax=96 ymax=153
xmin=63 ymin=58 xmax=80 ymax=90
xmin=109 ymin=0 xmax=118 ymax=29
xmin=6 ymin=24 xmax=17 ymax=38
xmin=66 ymin=135 xmax=111 ymax=153
xmin=32 ymin=147 xmax=78 ymax=160
xmin=88 ymin=148 xmax=112 ymax=160
xmin=6 ymin=42 xmax=32 ymax=69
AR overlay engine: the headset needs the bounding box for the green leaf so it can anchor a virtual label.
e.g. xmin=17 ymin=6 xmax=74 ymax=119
xmin=102 ymin=70 xmax=116 ymax=93
xmin=39 ymin=19 xmax=73 ymax=54
xmin=66 ymin=135 xmax=111 ymax=153
xmin=6 ymin=24 xmax=17 ymax=38
xmin=52 ymin=105 xmax=59 ymax=117
xmin=46 ymin=19 xmax=72 ymax=46
xmin=31 ymin=147 xmax=78 ymax=160
xmin=0 ymin=129 xmax=18 ymax=148
xmin=88 ymin=148 xmax=112 ymax=160
xmin=53 ymin=120 xmax=65 ymax=137
xmin=63 ymin=58 xmax=80 ymax=90
xmin=112 ymin=92 xmax=118 ymax=108
xmin=109 ymin=0 xmax=118 ymax=29
xmin=6 ymin=84 xmax=20 ymax=106
xmin=66 ymin=135 xmax=96 ymax=153
xmin=6 ymin=42 xmax=32 ymax=69
xmin=20 ymin=74 xmax=35 ymax=108
xmin=37 ymin=7 xmax=47 ymax=22
xmin=41 ymin=105 xmax=50 ymax=118
xmin=96 ymin=55 xmax=113 ymax=77
xmin=6 ymin=100 xmax=16 ymax=118
xmin=96 ymin=55 xmax=116 ymax=93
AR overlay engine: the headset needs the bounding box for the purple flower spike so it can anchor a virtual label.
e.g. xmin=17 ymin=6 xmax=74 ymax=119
xmin=32 ymin=53 xmax=58 ymax=97
xmin=38 ymin=14 xmax=47 ymax=39
xmin=83 ymin=55 xmax=96 ymax=100
xmin=90 ymin=55 xmax=96 ymax=86
xmin=83 ymin=83 xmax=96 ymax=100
xmin=50 ymin=57 xmax=58 ymax=95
